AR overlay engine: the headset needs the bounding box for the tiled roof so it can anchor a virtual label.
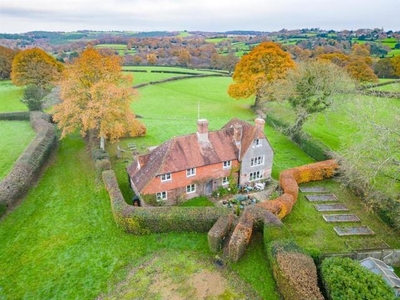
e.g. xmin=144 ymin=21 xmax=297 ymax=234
xmin=127 ymin=118 xmax=269 ymax=193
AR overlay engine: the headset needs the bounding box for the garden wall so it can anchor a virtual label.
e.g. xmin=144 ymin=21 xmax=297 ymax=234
xmin=102 ymin=170 xmax=230 ymax=234
xmin=0 ymin=111 xmax=57 ymax=217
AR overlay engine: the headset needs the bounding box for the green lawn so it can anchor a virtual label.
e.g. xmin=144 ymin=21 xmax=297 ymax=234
xmin=372 ymin=82 xmax=400 ymax=92
xmin=0 ymin=133 xmax=279 ymax=299
xmin=0 ymin=80 xmax=26 ymax=112
xmin=0 ymin=121 xmax=36 ymax=180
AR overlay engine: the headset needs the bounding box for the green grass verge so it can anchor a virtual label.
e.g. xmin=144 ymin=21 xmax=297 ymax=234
xmin=0 ymin=81 xmax=26 ymax=112
xmin=179 ymin=196 xmax=215 ymax=207
xmin=230 ymin=232 xmax=280 ymax=300
xmin=282 ymin=179 xmax=400 ymax=254
xmin=0 ymin=120 xmax=36 ymax=180
xmin=98 ymin=250 xmax=262 ymax=299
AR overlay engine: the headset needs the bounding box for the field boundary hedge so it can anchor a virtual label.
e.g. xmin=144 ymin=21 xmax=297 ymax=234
xmin=0 ymin=111 xmax=30 ymax=121
xmin=265 ymin=114 xmax=330 ymax=161
xmin=133 ymin=73 xmax=226 ymax=89
xmin=0 ymin=111 xmax=57 ymax=217
xmin=102 ymin=170 xmax=230 ymax=234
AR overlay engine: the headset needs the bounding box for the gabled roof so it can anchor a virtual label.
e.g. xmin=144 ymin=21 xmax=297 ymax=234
xmin=127 ymin=118 xmax=270 ymax=193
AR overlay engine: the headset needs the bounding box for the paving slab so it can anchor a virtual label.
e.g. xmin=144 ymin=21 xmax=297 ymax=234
xmin=323 ymin=214 xmax=360 ymax=222
xmin=334 ymin=226 xmax=375 ymax=236
xmin=299 ymin=186 xmax=329 ymax=193
xmin=305 ymin=194 xmax=338 ymax=202
xmin=314 ymin=204 xmax=349 ymax=212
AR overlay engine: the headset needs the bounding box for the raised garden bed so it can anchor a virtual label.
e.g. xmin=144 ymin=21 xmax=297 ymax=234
xmin=314 ymin=204 xmax=349 ymax=212
xmin=299 ymin=186 xmax=329 ymax=193
xmin=305 ymin=194 xmax=338 ymax=202
xmin=334 ymin=226 xmax=375 ymax=236
xmin=323 ymin=214 xmax=360 ymax=223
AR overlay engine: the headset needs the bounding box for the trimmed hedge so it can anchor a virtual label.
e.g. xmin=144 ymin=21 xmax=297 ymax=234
xmin=321 ymin=257 xmax=396 ymax=300
xmin=208 ymin=214 xmax=235 ymax=253
xmin=0 ymin=111 xmax=57 ymax=217
xmin=102 ymin=170 xmax=230 ymax=234
xmin=265 ymin=114 xmax=329 ymax=161
xmin=225 ymin=160 xmax=338 ymax=262
xmin=0 ymin=111 xmax=30 ymax=121
xmin=268 ymin=241 xmax=324 ymax=300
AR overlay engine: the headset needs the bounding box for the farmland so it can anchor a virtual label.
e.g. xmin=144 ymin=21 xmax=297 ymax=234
xmin=1 ymin=67 xmax=399 ymax=299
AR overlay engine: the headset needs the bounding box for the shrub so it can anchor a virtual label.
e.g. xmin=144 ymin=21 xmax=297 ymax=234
xmin=91 ymin=148 xmax=109 ymax=161
xmin=0 ymin=111 xmax=30 ymax=120
xmin=208 ymin=214 xmax=235 ymax=253
xmin=0 ymin=112 xmax=57 ymax=216
xmin=321 ymin=257 xmax=396 ymax=300
xmin=268 ymin=241 xmax=324 ymax=300
xmin=21 ymin=84 xmax=47 ymax=111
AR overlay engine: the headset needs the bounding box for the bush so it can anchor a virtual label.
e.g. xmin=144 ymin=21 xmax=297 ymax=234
xmin=0 ymin=111 xmax=30 ymax=120
xmin=321 ymin=257 xmax=396 ymax=300
xmin=92 ymin=148 xmax=109 ymax=161
xmin=268 ymin=241 xmax=324 ymax=300
xmin=21 ymin=85 xmax=47 ymax=111
xmin=0 ymin=112 xmax=57 ymax=216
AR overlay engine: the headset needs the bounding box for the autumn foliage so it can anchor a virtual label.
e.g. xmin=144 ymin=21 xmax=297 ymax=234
xmin=228 ymin=42 xmax=295 ymax=107
xmin=257 ymin=159 xmax=339 ymax=220
xmin=0 ymin=46 xmax=19 ymax=80
xmin=52 ymin=48 xmax=146 ymax=142
xmin=11 ymin=48 xmax=63 ymax=88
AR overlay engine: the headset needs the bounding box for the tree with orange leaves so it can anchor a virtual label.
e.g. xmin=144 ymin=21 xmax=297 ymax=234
xmin=11 ymin=48 xmax=63 ymax=89
xmin=52 ymin=48 xmax=145 ymax=143
xmin=392 ymin=55 xmax=400 ymax=77
xmin=228 ymin=42 xmax=295 ymax=108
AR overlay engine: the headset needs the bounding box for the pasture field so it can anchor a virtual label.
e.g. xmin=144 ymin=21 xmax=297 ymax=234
xmin=0 ymin=121 xmax=36 ymax=180
xmin=122 ymin=66 xmax=219 ymax=85
xmin=94 ymin=44 xmax=136 ymax=56
xmin=0 ymin=81 xmax=26 ymax=112
xmin=371 ymin=81 xmax=400 ymax=92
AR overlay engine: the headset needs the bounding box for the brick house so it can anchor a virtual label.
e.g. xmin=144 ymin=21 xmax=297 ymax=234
xmin=127 ymin=118 xmax=274 ymax=205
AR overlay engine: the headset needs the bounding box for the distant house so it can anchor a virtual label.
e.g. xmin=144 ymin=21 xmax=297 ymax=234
xmin=127 ymin=118 xmax=274 ymax=205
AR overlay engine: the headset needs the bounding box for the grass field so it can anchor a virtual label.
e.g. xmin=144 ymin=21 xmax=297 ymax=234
xmin=95 ymin=44 xmax=136 ymax=56
xmin=0 ymin=81 xmax=26 ymax=112
xmin=0 ymin=121 xmax=36 ymax=180
xmin=371 ymin=81 xmax=400 ymax=92
xmin=122 ymin=66 xmax=218 ymax=85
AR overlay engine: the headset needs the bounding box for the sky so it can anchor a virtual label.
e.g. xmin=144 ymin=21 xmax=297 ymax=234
xmin=0 ymin=0 xmax=398 ymax=34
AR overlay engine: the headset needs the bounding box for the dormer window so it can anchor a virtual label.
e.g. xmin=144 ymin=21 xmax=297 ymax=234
xmin=223 ymin=160 xmax=232 ymax=169
xmin=160 ymin=173 xmax=171 ymax=182
xmin=254 ymin=139 xmax=262 ymax=146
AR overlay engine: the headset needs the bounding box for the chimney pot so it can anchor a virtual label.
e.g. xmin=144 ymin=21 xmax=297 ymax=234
xmin=255 ymin=118 xmax=265 ymax=132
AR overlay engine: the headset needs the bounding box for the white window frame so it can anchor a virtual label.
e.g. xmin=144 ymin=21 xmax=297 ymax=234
xmin=250 ymin=156 xmax=265 ymax=167
xmin=222 ymin=177 xmax=229 ymax=185
xmin=156 ymin=191 xmax=167 ymax=201
xmin=249 ymin=171 xmax=263 ymax=181
xmin=186 ymin=184 xmax=196 ymax=194
xmin=254 ymin=139 xmax=262 ymax=147
xmin=186 ymin=168 xmax=196 ymax=177
xmin=223 ymin=160 xmax=232 ymax=169
xmin=160 ymin=173 xmax=171 ymax=182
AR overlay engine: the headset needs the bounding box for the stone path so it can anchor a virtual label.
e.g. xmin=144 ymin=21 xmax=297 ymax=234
xmin=300 ymin=185 xmax=375 ymax=236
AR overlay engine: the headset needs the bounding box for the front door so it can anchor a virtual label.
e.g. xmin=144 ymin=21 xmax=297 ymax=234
xmin=205 ymin=180 xmax=213 ymax=195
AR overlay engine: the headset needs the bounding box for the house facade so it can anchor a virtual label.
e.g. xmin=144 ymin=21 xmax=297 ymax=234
xmin=127 ymin=118 xmax=274 ymax=205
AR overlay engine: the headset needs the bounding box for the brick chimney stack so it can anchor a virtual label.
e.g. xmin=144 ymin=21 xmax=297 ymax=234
xmin=255 ymin=118 xmax=265 ymax=132
xmin=197 ymin=119 xmax=209 ymax=143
